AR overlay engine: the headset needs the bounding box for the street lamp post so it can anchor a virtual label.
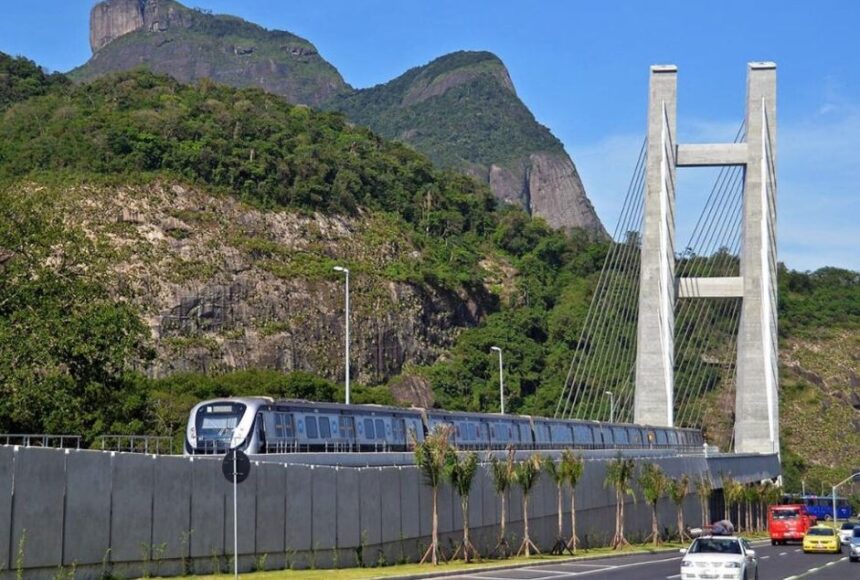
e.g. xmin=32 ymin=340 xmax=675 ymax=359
xmin=333 ymin=266 xmax=350 ymax=405
xmin=605 ymin=391 xmax=615 ymax=423
xmin=832 ymin=472 xmax=860 ymax=527
xmin=490 ymin=346 xmax=504 ymax=414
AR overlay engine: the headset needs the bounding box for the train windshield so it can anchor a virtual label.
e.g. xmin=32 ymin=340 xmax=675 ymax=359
xmin=196 ymin=403 xmax=247 ymax=440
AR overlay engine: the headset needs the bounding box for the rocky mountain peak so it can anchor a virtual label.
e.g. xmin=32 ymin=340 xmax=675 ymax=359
xmin=400 ymin=51 xmax=516 ymax=107
xmin=90 ymin=0 xmax=194 ymax=53
xmin=75 ymin=0 xmax=350 ymax=107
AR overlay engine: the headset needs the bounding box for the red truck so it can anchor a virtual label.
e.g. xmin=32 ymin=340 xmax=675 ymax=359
xmin=769 ymin=504 xmax=817 ymax=545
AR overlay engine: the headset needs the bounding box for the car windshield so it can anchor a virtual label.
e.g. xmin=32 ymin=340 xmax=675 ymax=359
xmin=807 ymin=528 xmax=835 ymax=536
xmin=841 ymin=523 xmax=855 ymax=530
xmin=772 ymin=509 xmax=799 ymax=519
xmin=689 ymin=538 xmax=742 ymax=554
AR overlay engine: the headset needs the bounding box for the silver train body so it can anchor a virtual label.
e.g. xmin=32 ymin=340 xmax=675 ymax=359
xmin=184 ymin=397 xmax=704 ymax=455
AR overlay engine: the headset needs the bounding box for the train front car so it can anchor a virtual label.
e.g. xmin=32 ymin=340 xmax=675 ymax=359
xmin=185 ymin=397 xmax=271 ymax=455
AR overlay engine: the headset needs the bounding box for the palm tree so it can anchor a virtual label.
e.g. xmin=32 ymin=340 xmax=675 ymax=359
xmin=488 ymin=448 xmax=515 ymax=557
xmin=514 ymin=453 xmax=543 ymax=556
xmin=605 ymin=455 xmax=636 ymax=549
xmin=695 ymin=476 xmax=713 ymax=527
xmin=720 ymin=474 xmax=736 ymax=522
xmin=744 ymin=484 xmax=758 ymax=532
xmin=446 ymin=451 xmax=481 ymax=562
xmin=638 ymin=463 xmax=668 ymax=546
xmin=561 ymin=450 xmax=585 ymax=554
xmin=413 ymin=425 xmax=453 ymax=565
xmin=669 ymin=474 xmax=691 ymax=542
xmin=543 ymin=456 xmax=571 ymax=555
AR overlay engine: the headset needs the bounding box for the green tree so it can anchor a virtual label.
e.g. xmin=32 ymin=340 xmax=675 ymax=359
xmin=413 ymin=425 xmax=453 ymax=565
xmin=561 ymin=450 xmax=585 ymax=553
xmin=669 ymin=474 xmax=691 ymax=542
xmin=446 ymin=451 xmax=480 ymax=562
xmin=514 ymin=453 xmax=543 ymax=556
xmin=638 ymin=463 xmax=669 ymax=546
xmin=605 ymin=455 xmax=636 ymax=549
xmin=488 ymin=448 xmax=515 ymax=557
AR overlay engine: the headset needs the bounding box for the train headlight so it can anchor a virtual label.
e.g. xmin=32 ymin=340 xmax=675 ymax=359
xmin=189 ymin=426 xmax=196 ymax=442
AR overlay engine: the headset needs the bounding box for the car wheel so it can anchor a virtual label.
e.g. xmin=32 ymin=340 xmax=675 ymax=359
xmin=771 ymin=540 xmax=777 ymax=546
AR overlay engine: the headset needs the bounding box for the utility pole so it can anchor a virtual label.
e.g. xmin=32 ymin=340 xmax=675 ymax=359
xmin=333 ymin=266 xmax=350 ymax=404
xmin=490 ymin=346 xmax=504 ymax=414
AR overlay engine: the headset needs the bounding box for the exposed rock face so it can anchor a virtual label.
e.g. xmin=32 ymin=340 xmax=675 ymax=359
xmin=60 ymin=182 xmax=493 ymax=384
xmin=75 ymin=0 xmax=350 ymax=107
xmin=527 ymin=152 xmax=603 ymax=232
xmin=90 ymin=0 xmax=145 ymax=52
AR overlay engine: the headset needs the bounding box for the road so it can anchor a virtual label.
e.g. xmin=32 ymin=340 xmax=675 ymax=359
xmin=443 ymin=540 xmax=855 ymax=580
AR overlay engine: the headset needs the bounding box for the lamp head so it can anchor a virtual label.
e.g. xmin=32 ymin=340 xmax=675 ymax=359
xmin=333 ymin=266 xmax=348 ymax=273
xmin=605 ymin=391 xmax=613 ymax=396
xmin=490 ymin=346 xmax=501 ymax=353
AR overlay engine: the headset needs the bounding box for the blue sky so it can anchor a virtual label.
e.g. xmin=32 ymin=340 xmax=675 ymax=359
xmin=1 ymin=0 xmax=858 ymax=271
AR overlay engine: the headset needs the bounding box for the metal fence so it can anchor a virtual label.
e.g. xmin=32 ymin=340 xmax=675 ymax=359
xmin=0 ymin=433 xmax=81 ymax=449
xmin=98 ymin=435 xmax=177 ymax=455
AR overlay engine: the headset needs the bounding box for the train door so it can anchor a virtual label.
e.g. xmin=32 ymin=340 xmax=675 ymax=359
xmin=392 ymin=417 xmax=406 ymax=450
xmin=339 ymin=416 xmax=355 ymax=451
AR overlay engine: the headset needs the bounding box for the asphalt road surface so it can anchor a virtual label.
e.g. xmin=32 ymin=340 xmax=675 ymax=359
xmin=443 ymin=540 xmax=856 ymax=580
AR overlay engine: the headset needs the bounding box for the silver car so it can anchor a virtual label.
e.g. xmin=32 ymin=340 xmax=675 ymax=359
xmin=680 ymin=536 xmax=759 ymax=580
xmin=850 ymin=526 xmax=860 ymax=562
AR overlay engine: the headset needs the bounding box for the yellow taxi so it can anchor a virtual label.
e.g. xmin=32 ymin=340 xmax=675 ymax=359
xmin=803 ymin=525 xmax=841 ymax=554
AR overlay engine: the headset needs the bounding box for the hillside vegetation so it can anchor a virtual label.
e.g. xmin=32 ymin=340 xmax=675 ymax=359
xmin=0 ymin=54 xmax=858 ymax=498
xmin=0 ymin=56 xmax=606 ymax=440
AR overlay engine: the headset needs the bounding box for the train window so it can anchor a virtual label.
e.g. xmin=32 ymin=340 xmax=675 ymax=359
xmin=319 ymin=417 xmax=331 ymax=438
xmin=574 ymin=425 xmax=594 ymax=444
xmin=655 ymin=430 xmax=668 ymax=445
xmin=375 ymin=419 xmax=385 ymax=440
xmin=364 ymin=418 xmax=375 ymax=439
xmin=612 ymin=427 xmax=628 ymax=444
xmin=667 ymin=431 xmax=678 ymax=445
xmin=283 ymin=415 xmax=294 ymax=438
xmin=306 ymin=416 xmax=319 ymax=439
xmin=628 ymin=428 xmax=642 ymax=445
xmin=274 ymin=414 xmax=285 ymax=437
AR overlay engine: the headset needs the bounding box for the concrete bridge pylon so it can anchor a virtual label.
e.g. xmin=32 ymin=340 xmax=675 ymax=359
xmin=634 ymin=63 xmax=779 ymax=456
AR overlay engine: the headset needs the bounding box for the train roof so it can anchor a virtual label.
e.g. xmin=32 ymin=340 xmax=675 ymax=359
xmin=269 ymin=399 xmax=424 ymax=415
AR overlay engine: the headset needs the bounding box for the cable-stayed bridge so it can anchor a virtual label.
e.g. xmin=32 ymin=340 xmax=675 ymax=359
xmin=556 ymin=63 xmax=778 ymax=457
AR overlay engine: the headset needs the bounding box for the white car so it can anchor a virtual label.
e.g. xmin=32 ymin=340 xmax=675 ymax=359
xmin=680 ymin=536 xmax=759 ymax=580
xmin=839 ymin=522 xmax=857 ymax=544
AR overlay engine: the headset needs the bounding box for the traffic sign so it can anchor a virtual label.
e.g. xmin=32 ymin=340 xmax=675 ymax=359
xmin=222 ymin=449 xmax=251 ymax=484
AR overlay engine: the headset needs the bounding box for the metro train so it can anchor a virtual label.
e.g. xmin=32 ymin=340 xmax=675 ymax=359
xmin=184 ymin=397 xmax=704 ymax=455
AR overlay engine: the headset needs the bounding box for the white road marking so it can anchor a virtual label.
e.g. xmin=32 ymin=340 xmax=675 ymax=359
xmin=760 ymin=555 xmax=770 ymax=559
xmin=780 ymin=551 xmax=788 ymax=556
xmin=666 ymin=575 xmax=681 ymax=579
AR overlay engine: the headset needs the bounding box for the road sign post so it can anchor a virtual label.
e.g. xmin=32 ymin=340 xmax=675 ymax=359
xmin=222 ymin=449 xmax=251 ymax=580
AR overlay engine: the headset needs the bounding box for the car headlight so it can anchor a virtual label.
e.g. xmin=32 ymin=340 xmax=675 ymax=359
xmin=724 ymin=562 xmax=741 ymax=568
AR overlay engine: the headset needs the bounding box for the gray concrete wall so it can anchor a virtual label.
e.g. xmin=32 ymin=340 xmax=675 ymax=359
xmin=0 ymin=447 xmax=778 ymax=579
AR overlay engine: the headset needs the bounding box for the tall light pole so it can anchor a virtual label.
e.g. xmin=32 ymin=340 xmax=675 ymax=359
xmin=333 ymin=266 xmax=350 ymax=405
xmin=605 ymin=391 xmax=615 ymax=423
xmin=832 ymin=472 xmax=860 ymax=527
xmin=490 ymin=346 xmax=504 ymax=414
